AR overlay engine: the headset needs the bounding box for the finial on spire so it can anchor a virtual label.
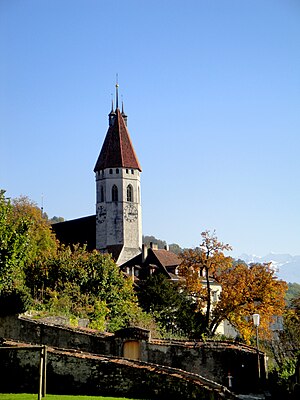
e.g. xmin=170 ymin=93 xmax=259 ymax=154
xmin=115 ymin=73 xmax=119 ymax=110
xmin=121 ymin=95 xmax=124 ymax=114
xmin=109 ymin=92 xmax=116 ymax=126
xmin=121 ymin=94 xmax=128 ymax=126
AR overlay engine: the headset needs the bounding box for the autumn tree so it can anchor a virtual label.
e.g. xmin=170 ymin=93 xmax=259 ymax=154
xmin=179 ymin=230 xmax=232 ymax=335
xmin=213 ymin=262 xmax=287 ymax=342
xmin=179 ymin=231 xmax=287 ymax=342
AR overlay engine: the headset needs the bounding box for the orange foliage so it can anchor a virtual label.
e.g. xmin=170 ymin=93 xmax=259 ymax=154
xmin=179 ymin=231 xmax=288 ymax=342
xmin=214 ymin=262 xmax=288 ymax=343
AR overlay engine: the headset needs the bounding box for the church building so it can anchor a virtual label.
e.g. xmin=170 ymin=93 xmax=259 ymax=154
xmin=53 ymin=84 xmax=144 ymax=266
xmin=94 ymin=84 xmax=142 ymax=265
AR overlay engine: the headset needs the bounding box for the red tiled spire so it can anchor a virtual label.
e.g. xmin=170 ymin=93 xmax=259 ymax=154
xmin=94 ymin=108 xmax=142 ymax=172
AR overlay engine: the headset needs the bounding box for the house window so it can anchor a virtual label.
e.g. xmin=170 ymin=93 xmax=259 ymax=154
xmin=100 ymin=186 xmax=104 ymax=202
xmin=127 ymin=185 xmax=133 ymax=202
xmin=212 ymin=291 xmax=218 ymax=302
xmin=112 ymin=185 xmax=118 ymax=202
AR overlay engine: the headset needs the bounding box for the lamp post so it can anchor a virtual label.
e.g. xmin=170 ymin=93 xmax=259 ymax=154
xmin=252 ymin=313 xmax=261 ymax=380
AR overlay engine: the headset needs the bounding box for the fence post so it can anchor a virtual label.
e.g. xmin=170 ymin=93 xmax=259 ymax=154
xmin=42 ymin=345 xmax=47 ymax=397
xmin=38 ymin=347 xmax=43 ymax=400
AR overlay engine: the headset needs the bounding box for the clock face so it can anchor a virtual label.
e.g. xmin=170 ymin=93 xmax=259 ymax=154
xmin=124 ymin=204 xmax=138 ymax=222
xmin=96 ymin=205 xmax=107 ymax=224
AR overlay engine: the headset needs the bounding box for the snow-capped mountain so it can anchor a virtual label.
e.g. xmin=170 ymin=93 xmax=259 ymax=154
xmin=238 ymin=253 xmax=300 ymax=283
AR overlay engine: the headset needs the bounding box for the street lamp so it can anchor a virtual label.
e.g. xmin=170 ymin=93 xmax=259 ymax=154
xmin=252 ymin=313 xmax=261 ymax=380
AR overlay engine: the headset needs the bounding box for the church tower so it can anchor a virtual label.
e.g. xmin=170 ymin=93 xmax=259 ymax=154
xmin=94 ymin=85 xmax=142 ymax=265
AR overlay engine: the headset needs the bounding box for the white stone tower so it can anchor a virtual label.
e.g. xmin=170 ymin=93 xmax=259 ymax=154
xmin=94 ymin=85 xmax=142 ymax=265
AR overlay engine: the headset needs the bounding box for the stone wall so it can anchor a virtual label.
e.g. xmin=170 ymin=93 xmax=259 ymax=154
xmin=0 ymin=315 xmax=265 ymax=394
xmin=0 ymin=315 xmax=112 ymax=354
xmin=145 ymin=339 xmax=265 ymax=393
xmin=0 ymin=343 xmax=238 ymax=399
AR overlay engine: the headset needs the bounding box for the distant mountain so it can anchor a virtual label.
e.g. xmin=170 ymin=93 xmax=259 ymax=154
xmin=239 ymin=253 xmax=300 ymax=283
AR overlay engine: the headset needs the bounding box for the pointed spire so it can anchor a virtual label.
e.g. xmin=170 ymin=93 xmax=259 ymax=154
xmin=121 ymin=97 xmax=128 ymax=126
xmin=111 ymin=94 xmax=114 ymax=113
xmin=94 ymin=108 xmax=141 ymax=172
xmin=109 ymin=93 xmax=116 ymax=126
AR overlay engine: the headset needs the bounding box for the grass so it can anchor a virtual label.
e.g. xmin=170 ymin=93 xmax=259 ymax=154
xmin=0 ymin=395 xmax=143 ymax=400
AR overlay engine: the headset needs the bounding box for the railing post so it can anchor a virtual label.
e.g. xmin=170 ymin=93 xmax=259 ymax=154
xmin=38 ymin=347 xmax=43 ymax=400
xmin=42 ymin=345 xmax=47 ymax=397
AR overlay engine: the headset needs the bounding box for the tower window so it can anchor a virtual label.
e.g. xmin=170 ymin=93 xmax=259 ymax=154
xmin=116 ymin=168 xmax=119 ymax=174
xmin=131 ymin=169 xmax=134 ymax=174
xmin=126 ymin=169 xmax=129 ymax=174
xmin=112 ymin=185 xmax=118 ymax=202
xmin=109 ymin=168 xmax=113 ymax=174
xmin=127 ymin=184 xmax=133 ymax=202
xmin=100 ymin=186 xmax=104 ymax=202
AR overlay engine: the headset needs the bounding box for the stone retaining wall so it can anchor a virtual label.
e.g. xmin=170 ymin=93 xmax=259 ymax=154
xmin=0 ymin=315 xmax=266 ymax=394
xmin=0 ymin=342 xmax=238 ymax=400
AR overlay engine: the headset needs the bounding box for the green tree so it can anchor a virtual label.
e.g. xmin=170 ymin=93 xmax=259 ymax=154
xmin=285 ymin=282 xmax=300 ymax=307
xmin=267 ymin=295 xmax=300 ymax=398
xmin=143 ymin=235 xmax=167 ymax=249
xmin=0 ymin=190 xmax=32 ymax=314
xmin=11 ymin=195 xmax=58 ymax=262
xmin=27 ymin=245 xmax=152 ymax=332
xmin=49 ymin=216 xmax=65 ymax=224
xmin=138 ymin=273 xmax=204 ymax=337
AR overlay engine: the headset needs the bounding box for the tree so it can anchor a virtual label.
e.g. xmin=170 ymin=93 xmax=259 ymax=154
xmin=0 ymin=190 xmax=32 ymax=314
xmin=285 ymin=283 xmax=300 ymax=307
xmin=138 ymin=273 xmax=203 ymax=337
xmin=169 ymin=243 xmax=183 ymax=255
xmin=143 ymin=235 xmax=167 ymax=249
xmin=179 ymin=231 xmax=287 ymax=342
xmin=213 ymin=262 xmax=287 ymax=342
xmin=27 ymin=244 xmax=152 ymax=332
xmin=266 ymin=294 xmax=300 ymax=398
xmin=49 ymin=216 xmax=65 ymax=224
xmin=11 ymin=195 xmax=58 ymax=262
xmin=179 ymin=230 xmax=232 ymax=335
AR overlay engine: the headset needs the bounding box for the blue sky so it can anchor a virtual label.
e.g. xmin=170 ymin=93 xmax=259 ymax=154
xmin=1 ymin=0 xmax=300 ymax=257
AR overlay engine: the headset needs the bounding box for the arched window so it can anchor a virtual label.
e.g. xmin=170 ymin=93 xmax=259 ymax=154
xmin=100 ymin=186 xmax=104 ymax=202
xmin=112 ymin=185 xmax=118 ymax=202
xmin=127 ymin=185 xmax=133 ymax=202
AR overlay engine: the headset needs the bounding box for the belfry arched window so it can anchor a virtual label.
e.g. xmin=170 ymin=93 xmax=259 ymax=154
xmin=100 ymin=186 xmax=104 ymax=202
xmin=127 ymin=185 xmax=133 ymax=202
xmin=112 ymin=185 xmax=118 ymax=202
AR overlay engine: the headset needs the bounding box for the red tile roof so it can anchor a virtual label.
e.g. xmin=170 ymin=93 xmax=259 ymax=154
xmin=94 ymin=109 xmax=142 ymax=172
xmin=151 ymin=249 xmax=181 ymax=268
